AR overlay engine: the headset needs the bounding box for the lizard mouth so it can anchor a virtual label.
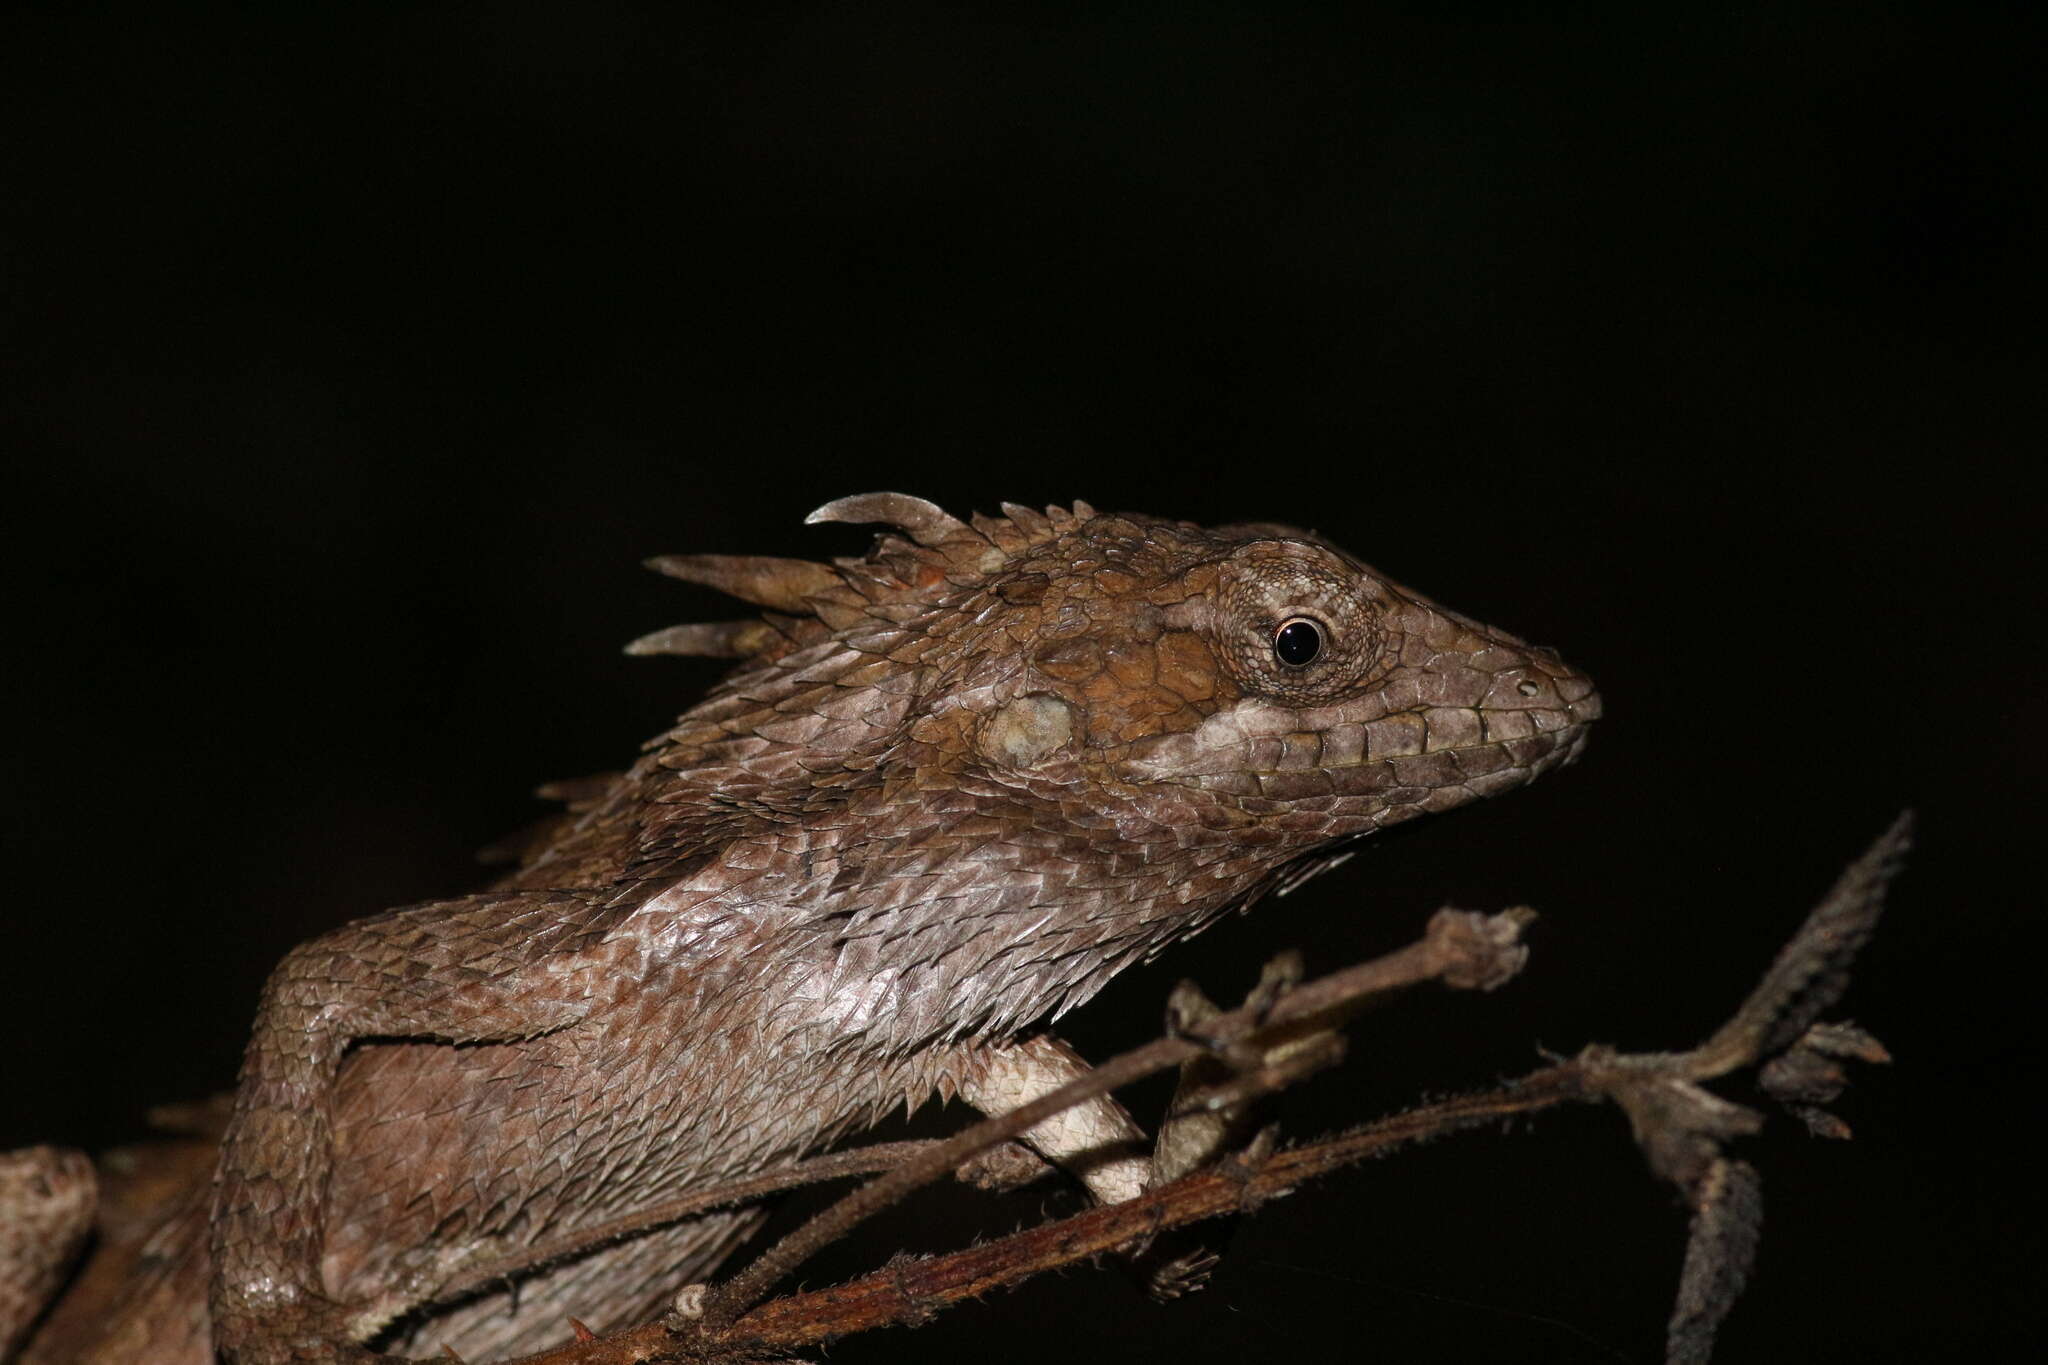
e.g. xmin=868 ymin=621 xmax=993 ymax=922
xmin=1176 ymin=705 xmax=1596 ymax=805
xmin=1113 ymin=633 xmax=1600 ymax=824
xmin=1123 ymin=654 xmax=1599 ymax=802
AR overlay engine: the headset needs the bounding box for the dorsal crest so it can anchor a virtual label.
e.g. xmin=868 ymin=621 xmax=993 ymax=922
xmin=625 ymin=493 xmax=1101 ymax=664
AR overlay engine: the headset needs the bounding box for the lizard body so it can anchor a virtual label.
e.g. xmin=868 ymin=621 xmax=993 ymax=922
xmin=13 ymin=495 xmax=1599 ymax=1362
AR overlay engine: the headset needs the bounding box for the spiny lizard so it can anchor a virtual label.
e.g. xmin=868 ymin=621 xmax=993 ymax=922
xmin=9 ymin=494 xmax=1600 ymax=1363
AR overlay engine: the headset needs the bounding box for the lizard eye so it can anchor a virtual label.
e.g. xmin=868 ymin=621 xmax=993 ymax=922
xmin=1215 ymin=543 xmax=1387 ymax=702
xmin=1272 ymin=617 xmax=1324 ymax=668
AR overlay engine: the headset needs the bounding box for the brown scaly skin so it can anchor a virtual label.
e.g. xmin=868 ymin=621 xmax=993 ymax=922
xmin=0 ymin=1149 xmax=95 ymax=1361
xmin=42 ymin=495 xmax=1603 ymax=1363
xmin=12 ymin=1111 xmax=217 ymax=1365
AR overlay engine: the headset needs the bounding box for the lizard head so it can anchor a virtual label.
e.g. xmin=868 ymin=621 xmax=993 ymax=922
xmin=1105 ymin=527 xmax=1597 ymax=827
xmin=636 ymin=492 xmax=1597 ymax=887
xmin=957 ymin=512 xmax=1596 ymax=848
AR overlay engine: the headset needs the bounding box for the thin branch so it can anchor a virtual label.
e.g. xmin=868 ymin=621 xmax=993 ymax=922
xmin=509 ymin=1064 xmax=1592 ymax=1363
xmin=1686 ymin=810 xmax=1911 ymax=1077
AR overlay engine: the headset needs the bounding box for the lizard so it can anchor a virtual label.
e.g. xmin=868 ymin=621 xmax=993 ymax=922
xmin=8 ymin=493 xmax=1599 ymax=1363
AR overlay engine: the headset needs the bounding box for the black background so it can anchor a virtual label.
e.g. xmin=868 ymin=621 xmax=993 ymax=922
xmin=2 ymin=4 xmax=2037 ymax=1361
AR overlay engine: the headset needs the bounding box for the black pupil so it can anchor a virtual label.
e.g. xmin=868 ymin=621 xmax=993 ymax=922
xmin=1274 ymin=618 xmax=1322 ymax=667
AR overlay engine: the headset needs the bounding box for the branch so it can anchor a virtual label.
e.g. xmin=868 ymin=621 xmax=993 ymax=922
xmin=685 ymin=904 xmax=1537 ymax=1332
xmin=499 ymin=817 xmax=1907 ymax=1365
xmin=509 ymin=1067 xmax=1589 ymax=1364
xmin=1686 ymin=809 xmax=1912 ymax=1078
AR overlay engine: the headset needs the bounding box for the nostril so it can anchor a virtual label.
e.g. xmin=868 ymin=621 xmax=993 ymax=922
xmin=1516 ymin=680 xmax=1540 ymax=697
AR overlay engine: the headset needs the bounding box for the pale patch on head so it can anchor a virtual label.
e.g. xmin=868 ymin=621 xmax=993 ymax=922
xmin=978 ymin=693 xmax=1077 ymax=768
